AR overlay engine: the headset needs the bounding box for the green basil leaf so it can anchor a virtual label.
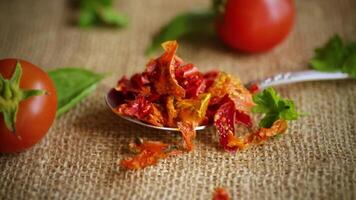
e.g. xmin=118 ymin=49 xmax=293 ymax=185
xmin=48 ymin=68 xmax=105 ymax=117
xmin=78 ymin=8 xmax=97 ymax=27
xmin=97 ymin=6 xmax=129 ymax=27
xmin=78 ymin=0 xmax=128 ymax=27
xmin=146 ymin=9 xmax=216 ymax=55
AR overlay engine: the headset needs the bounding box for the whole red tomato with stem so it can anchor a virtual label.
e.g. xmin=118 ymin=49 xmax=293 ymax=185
xmin=217 ymin=0 xmax=295 ymax=53
xmin=0 ymin=59 xmax=57 ymax=153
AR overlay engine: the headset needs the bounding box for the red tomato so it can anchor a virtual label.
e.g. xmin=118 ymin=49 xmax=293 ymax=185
xmin=0 ymin=59 xmax=57 ymax=153
xmin=217 ymin=0 xmax=295 ymax=53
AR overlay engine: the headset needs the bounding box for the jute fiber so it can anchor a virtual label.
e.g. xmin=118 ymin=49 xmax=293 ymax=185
xmin=0 ymin=0 xmax=355 ymax=199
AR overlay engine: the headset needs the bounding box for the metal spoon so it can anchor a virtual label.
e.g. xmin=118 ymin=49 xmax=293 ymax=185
xmin=105 ymin=70 xmax=349 ymax=131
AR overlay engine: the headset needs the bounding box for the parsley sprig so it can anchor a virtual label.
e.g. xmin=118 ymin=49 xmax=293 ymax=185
xmin=252 ymin=88 xmax=300 ymax=128
xmin=310 ymin=35 xmax=356 ymax=78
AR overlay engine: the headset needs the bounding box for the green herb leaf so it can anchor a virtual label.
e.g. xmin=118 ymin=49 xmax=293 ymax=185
xmin=310 ymin=35 xmax=356 ymax=78
xmin=252 ymin=88 xmax=300 ymax=128
xmin=146 ymin=9 xmax=216 ymax=55
xmin=48 ymin=68 xmax=105 ymax=117
xmin=78 ymin=0 xmax=128 ymax=27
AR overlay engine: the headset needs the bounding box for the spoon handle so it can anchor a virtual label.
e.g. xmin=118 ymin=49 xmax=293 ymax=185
xmin=249 ymin=70 xmax=350 ymax=89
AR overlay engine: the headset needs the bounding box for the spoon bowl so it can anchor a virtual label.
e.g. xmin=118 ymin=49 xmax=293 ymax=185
xmin=105 ymin=88 xmax=207 ymax=131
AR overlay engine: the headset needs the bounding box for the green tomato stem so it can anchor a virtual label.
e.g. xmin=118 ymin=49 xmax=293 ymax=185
xmin=0 ymin=61 xmax=46 ymax=133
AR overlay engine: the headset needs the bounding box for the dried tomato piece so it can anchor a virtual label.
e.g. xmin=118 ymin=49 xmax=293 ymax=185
xmin=248 ymin=83 xmax=260 ymax=94
xmin=166 ymin=95 xmax=177 ymax=127
xmin=209 ymin=72 xmax=254 ymax=114
xmin=145 ymin=104 xmax=165 ymax=126
xmin=116 ymin=95 xmax=151 ymax=119
xmin=177 ymin=121 xmax=197 ymax=151
xmin=116 ymin=74 xmax=151 ymax=97
xmin=214 ymin=100 xmax=238 ymax=151
xmin=175 ymin=64 xmax=206 ymax=98
xmin=114 ymin=96 xmax=164 ymax=126
xmin=174 ymin=63 xmax=197 ymax=78
xmin=204 ymin=70 xmax=219 ymax=90
xmin=175 ymin=94 xmax=211 ymax=151
xmin=130 ymin=73 xmax=150 ymax=89
xmin=235 ymin=110 xmax=253 ymax=128
xmin=212 ymin=187 xmax=230 ymax=200
xmin=176 ymin=93 xmax=211 ymax=124
xmin=120 ymin=140 xmax=181 ymax=170
xmin=226 ymin=131 xmax=247 ymax=150
xmin=154 ymin=41 xmax=185 ymax=97
xmin=248 ymin=119 xmax=288 ymax=144
xmin=115 ymin=76 xmax=134 ymax=94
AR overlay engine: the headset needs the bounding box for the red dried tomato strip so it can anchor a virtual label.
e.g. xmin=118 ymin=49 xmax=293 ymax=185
xmin=115 ymin=76 xmax=135 ymax=94
xmin=204 ymin=70 xmax=219 ymax=90
xmin=212 ymin=187 xmax=230 ymax=200
xmin=175 ymin=64 xmax=206 ymax=98
xmin=114 ymin=96 xmax=164 ymax=126
xmin=213 ymin=97 xmax=253 ymax=151
xmin=214 ymin=99 xmax=239 ymax=151
xmin=120 ymin=140 xmax=181 ymax=170
xmin=115 ymin=95 xmax=152 ymax=119
xmin=235 ymin=110 xmax=253 ymax=128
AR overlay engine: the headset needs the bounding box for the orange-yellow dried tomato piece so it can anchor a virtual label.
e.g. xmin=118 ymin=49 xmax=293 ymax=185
xmin=248 ymin=119 xmax=288 ymax=144
xmin=177 ymin=121 xmax=197 ymax=151
xmin=154 ymin=41 xmax=185 ymax=97
xmin=166 ymin=95 xmax=177 ymax=127
xmin=176 ymin=93 xmax=211 ymax=124
xmin=145 ymin=104 xmax=165 ymax=127
xmin=120 ymin=140 xmax=181 ymax=170
xmin=226 ymin=131 xmax=247 ymax=150
xmin=209 ymin=72 xmax=254 ymax=113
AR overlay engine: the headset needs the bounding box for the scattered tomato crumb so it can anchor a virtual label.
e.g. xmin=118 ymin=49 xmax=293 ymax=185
xmin=213 ymin=187 xmax=230 ymax=200
xmin=120 ymin=140 xmax=181 ymax=170
xmin=248 ymin=83 xmax=260 ymax=94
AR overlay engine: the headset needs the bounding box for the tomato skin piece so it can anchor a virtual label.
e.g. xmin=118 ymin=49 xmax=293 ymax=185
xmin=0 ymin=59 xmax=57 ymax=153
xmin=217 ymin=0 xmax=295 ymax=53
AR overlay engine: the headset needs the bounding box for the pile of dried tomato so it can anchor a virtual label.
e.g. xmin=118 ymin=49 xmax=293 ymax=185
xmin=112 ymin=41 xmax=290 ymax=170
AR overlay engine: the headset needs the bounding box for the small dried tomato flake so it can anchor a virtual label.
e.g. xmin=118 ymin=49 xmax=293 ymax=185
xmin=213 ymin=187 xmax=230 ymax=200
xmin=120 ymin=140 xmax=181 ymax=170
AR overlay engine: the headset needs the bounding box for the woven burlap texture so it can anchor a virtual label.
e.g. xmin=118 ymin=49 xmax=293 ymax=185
xmin=0 ymin=0 xmax=355 ymax=199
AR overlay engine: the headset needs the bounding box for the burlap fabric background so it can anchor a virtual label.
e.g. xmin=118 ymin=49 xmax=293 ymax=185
xmin=0 ymin=0 xmax=355 ymax=199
